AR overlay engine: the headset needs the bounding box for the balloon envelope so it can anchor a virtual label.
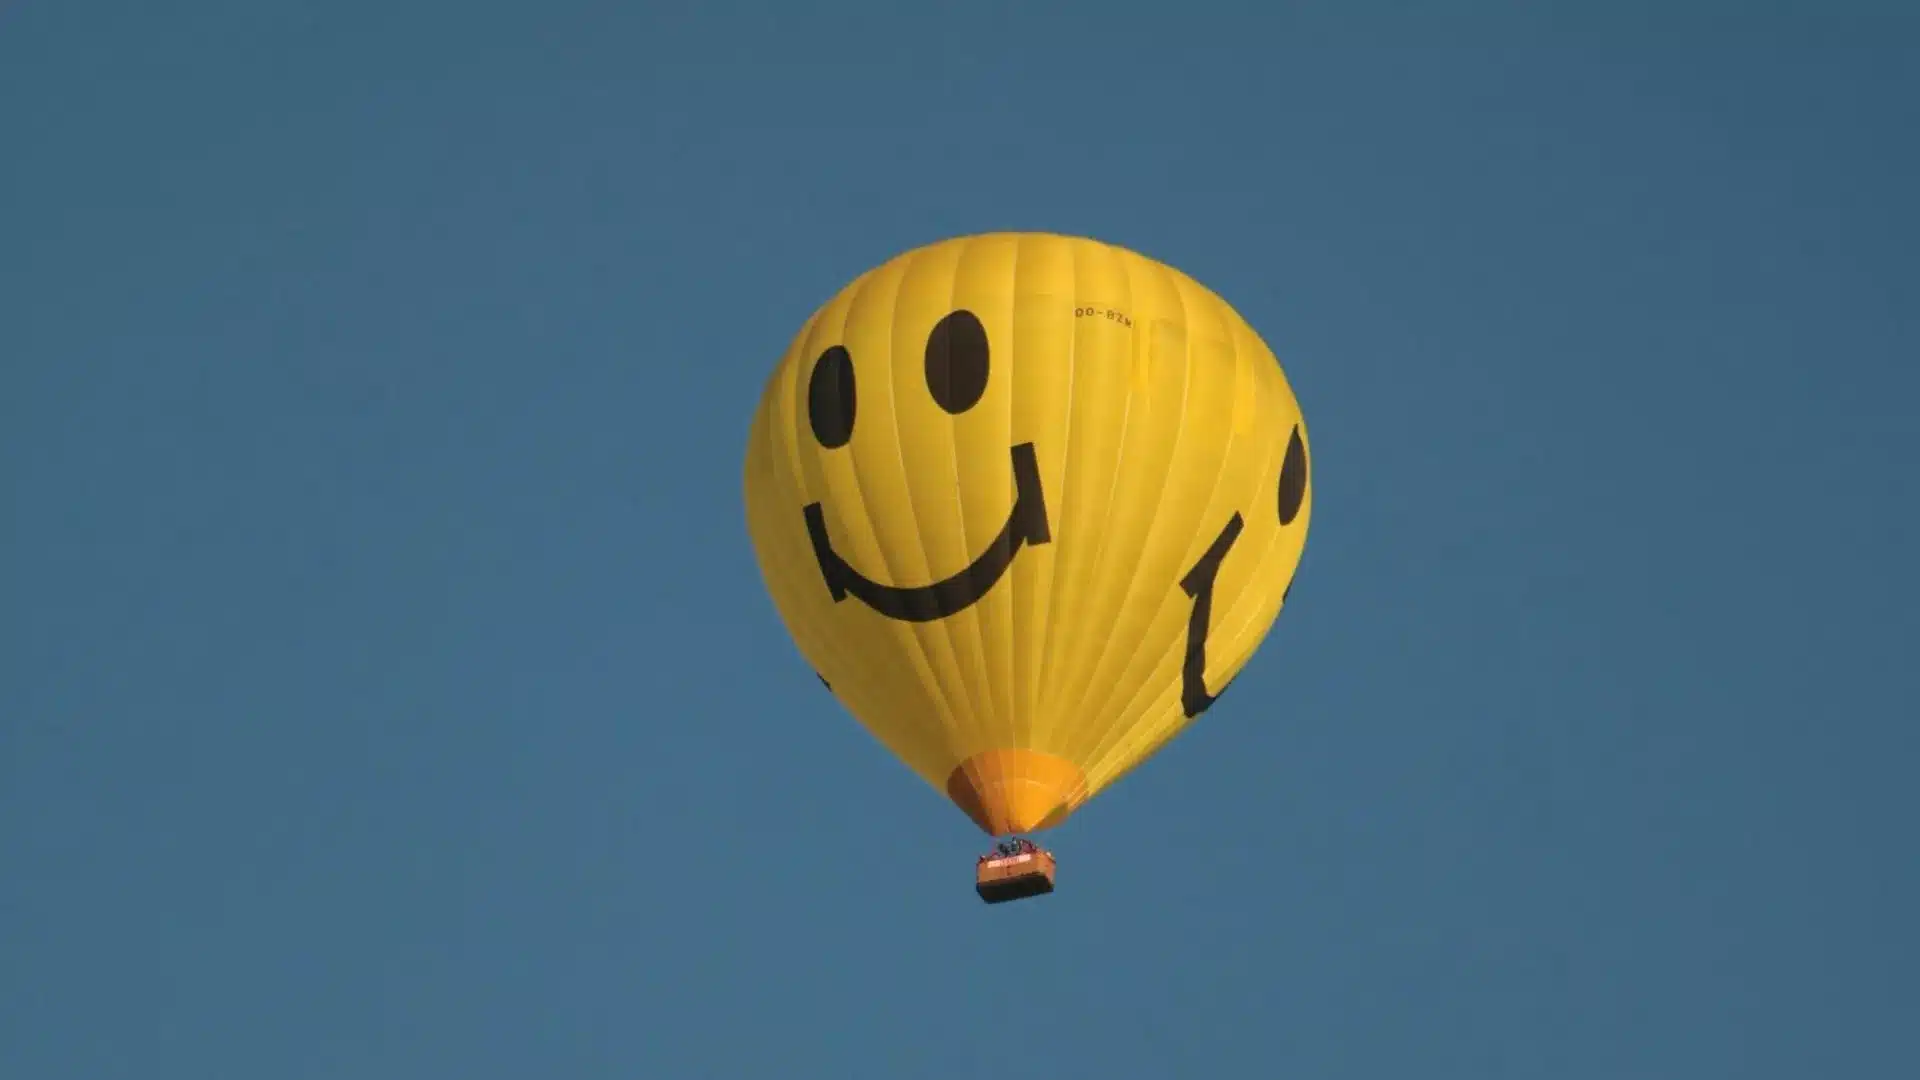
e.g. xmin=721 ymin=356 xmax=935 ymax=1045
xmin=743 ymin=232 xmax=1311 ymax=835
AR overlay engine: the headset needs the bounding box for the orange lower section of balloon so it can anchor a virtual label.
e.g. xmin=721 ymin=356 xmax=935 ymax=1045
xmin=944 ymin=748 xmax=1089 ymax=836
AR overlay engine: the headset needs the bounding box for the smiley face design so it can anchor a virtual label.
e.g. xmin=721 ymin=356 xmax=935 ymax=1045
xmin=742 ymin=232 xmax=1312 ymax=838
xmin=800 ymin=310 xmax=1053 ymax=623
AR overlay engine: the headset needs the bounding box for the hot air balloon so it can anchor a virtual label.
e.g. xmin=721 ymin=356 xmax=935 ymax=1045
xmin=742 ymin=233 xmax=1311 ymax=904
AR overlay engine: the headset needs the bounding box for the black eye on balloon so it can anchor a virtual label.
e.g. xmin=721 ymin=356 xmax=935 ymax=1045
xmin=924 ymin=309 xmax=990 ymax=415
xmin=808 ymin=345 xmax=856 ymax=448
xmin=1277 ymin=425 xmax=1308 ymax=526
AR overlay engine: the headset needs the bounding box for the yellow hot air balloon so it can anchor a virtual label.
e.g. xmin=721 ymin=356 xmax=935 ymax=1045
xmin=742 ymin=232 xmax=1311 ymax=902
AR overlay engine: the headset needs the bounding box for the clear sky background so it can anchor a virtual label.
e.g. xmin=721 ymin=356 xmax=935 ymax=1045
xmin=4 ymin=3 xmax=1916 ymax=1078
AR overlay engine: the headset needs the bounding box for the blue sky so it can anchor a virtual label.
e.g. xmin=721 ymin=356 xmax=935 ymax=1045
xmin=4 ymin=2 xmax=1916 ymax=1077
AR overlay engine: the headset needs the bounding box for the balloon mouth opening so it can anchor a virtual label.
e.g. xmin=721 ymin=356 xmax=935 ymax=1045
xmin=946 ymin=749 xmax=1089 ymax=836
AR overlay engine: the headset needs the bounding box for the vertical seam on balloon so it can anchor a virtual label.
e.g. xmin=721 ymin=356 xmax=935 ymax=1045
xmin=1032 ymin=240 xmax=1082 ymax=755
xmin=1063 ymin=262 xmax=1213 ymax=773
xmin=764 ymin=374 xmax=851 ymax=676
xmin=1081 ymin=302 xmax=1273 ymax=785
xmin=944 ymin=234 xmax=996 ymax=766
xmin=1077 ymin=282 xmax=1246 ymax=775
xmin=845 ymin=260 xmax=961 ymax=759
xmin=1053 ymin=243 xmax=1163 ymax=771
xmin=784 ymin=299 xmax=905 ymax=749
xmin=1042 ymin=239 xmax=1115 ymax=766
xmin=1053 ymin=238 xmax=1147 ymax=766
xmin=883 ymin=245 xmax=976 ymax=762
xmin=1001 ymin=233 xmax=1024 ymax=754
xmin=760 ymin=327 xmax=898 ymax=766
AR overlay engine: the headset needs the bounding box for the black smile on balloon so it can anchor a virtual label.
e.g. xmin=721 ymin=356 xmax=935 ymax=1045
xmin=799 ymin=308 xmax=1053 ymax=623
xmin=804 ymin=443 xmax=1051 ymax=623
xmin=1178 ymin=423 xmax=1310 ymax=718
